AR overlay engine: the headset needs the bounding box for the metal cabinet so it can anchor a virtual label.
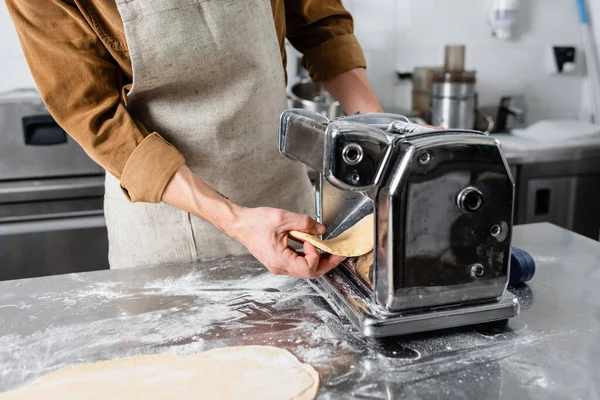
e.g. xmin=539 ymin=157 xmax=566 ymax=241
xmin=0 ymin=91 xmax=109 ymax=280
xmin=0 ymin=176 xmax=109 ymax=281
xmin=0 ymin=214 xmax=108 ymax=281
xmin=0 ymin=91 xmax=103 ymax=182
xmin=513 ymin=158 xmax=600 ymax=241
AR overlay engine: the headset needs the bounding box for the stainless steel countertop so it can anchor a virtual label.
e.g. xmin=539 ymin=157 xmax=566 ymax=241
xmin=1 ymin=223 xmax=599 ymax=399
xmin=494 ymin=133 xmax=600 ymax=165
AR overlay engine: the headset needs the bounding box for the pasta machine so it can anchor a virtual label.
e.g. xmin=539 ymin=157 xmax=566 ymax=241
xmin=278 ymin=109 xmax=520 ymax=337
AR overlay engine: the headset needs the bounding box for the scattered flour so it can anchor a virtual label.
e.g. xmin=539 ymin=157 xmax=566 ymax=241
xmin=0 ymin=258 xmax=590 ymax=398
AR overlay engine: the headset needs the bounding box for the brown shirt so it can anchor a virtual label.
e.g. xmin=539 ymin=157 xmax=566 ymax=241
xmin=6 ymin=0 xmax=366 ymax=203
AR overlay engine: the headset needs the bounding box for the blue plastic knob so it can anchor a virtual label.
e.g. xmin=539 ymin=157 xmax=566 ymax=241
xmin=510 ymin=247 xmax=536 ymax=284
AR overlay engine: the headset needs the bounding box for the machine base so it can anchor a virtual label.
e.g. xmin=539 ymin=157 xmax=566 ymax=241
xmin=311 ymin=268 xmax=520 ymax=338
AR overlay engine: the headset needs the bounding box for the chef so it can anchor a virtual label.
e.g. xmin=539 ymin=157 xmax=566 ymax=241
xmin=6 ymin=0 xmax=383 ymax=279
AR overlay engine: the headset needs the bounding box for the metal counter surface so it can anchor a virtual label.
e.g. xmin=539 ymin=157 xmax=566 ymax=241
xmin=1 ymin=223 xmax=599 ymax=399
xmin=494 ymin=133 xmax=600 ymax=165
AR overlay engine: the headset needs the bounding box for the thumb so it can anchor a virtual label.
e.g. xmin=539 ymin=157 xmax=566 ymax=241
xmin=281 ymin=212 xmax=325 ymax=236
xmin=302 ymin=241 xmax=320 ymax=272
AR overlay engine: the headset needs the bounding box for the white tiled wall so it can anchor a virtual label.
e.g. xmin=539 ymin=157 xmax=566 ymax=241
xmin=339 ymin=0 xmax=599 ymax=124
xmin=2 ymin=0 xmax=600 ymax=124
xmin=0 ymin=3 xmax=36 ymax=93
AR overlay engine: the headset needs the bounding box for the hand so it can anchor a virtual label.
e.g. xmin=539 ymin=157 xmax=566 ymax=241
xmin=162 ymin=166 xmax=345 ymax=278
xmin=228 ymin=207 xmax=346 ymax=279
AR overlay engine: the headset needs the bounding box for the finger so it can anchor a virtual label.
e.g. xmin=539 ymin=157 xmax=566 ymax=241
xmin=280 ymin=246 xmax=330 ymax=279
xmin=302 ymin=241 xmax=320 ymax=272
xmin=281 ymin=212 xmax=325 ymax=235
xmin=313 ymin=255 xmax=346 ymax=276
xmin=267 ymin=253 xmax=308 ymax=278
xmin=280 ymin=246 xmax=312 ymax=274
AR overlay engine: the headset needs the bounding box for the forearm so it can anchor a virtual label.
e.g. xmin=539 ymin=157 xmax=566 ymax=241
xmin=321 ymin=68 xmax=383 ymax=114
xmin=161 ymin=165 xmax=241 ymax=236
xmin=160 ymin=165 xmax=342 ymax=279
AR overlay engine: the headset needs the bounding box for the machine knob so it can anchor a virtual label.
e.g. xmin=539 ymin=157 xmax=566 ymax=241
xmin=510 ymin=247 xmax=536 ymax=284
xmin=342 ymin=143 xmax=364 ymax=165
xmin=456 ymin=187 xmax=484 ymax=213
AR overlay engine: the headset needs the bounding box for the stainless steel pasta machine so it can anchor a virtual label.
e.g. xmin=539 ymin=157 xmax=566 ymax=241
xmin=278 ymin=109 xmax=520 ymax=337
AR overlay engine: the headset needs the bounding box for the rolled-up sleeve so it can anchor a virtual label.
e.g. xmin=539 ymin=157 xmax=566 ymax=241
xmin=285 ymin=0 xmax=367 ymax=82
xmin=6 ymin=0 xmax=184 ymax=203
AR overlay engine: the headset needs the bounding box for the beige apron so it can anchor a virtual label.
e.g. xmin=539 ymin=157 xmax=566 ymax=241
xmin=105 ymin=0 xmax=314 ymax=269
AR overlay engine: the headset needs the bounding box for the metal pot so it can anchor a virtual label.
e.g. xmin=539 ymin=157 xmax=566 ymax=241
xmin=430 ymin=80 xmax=476 ymax=129
xmin=287 ymin=80 xmax=344 ymax=119
xmin=430 ymin=74 xmax=494 ymax=133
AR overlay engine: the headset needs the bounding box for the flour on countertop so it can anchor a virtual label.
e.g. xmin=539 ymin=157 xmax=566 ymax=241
xmin=0 ymin=262 xmax=339 ymax=392
xmin=0 ymin=256 xmax=589 ymax=399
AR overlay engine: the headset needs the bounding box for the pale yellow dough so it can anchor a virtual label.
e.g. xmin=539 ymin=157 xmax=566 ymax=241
xmin=0 ymin=346 xmax=319 ymax=400
xmin=289 ymin=214 xmax=374 ymax=257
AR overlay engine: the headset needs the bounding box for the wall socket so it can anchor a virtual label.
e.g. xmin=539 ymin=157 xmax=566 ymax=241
xmin=546 ymin=46 xmax=577 ymax=75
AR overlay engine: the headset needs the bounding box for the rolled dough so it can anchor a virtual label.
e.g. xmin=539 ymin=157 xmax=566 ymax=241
xmin=0 ymin=346 xmax=319 ymax=400
xmin=289 ymin=214 xmax=374 ymax=257
xmin=356 ymin=251 xmax=375 ymax=286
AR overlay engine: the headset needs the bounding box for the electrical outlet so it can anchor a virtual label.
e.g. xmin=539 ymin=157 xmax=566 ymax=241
xmin=546 ymin=46 xmax=577 ymax=75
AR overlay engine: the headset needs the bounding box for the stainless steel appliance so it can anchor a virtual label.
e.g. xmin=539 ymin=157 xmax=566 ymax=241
xmin=512 ymin=155 xmax=600 ymax=240
xmin=0 ymin=89 xmax=108 ymax=281
xmin=430 ymin=70 xmax=477 ymax=129
xmin=278 ymin=109 xmax=519 ymax=337
xmin=287 ymin=79 xmax=343 ymax=119
xmin=429 ymin=46 xmax=494 ymax=132
xmin=494 ymin=133 xmax=600 ymax=241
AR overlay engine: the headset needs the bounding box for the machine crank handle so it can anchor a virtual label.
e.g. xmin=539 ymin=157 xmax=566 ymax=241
xmin=509 ymin=247 xmax=536 ymax=284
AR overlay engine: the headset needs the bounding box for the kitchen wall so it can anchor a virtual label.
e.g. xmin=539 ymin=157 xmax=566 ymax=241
xmin=286 ymin=0 xmax=600 ymax=125
xmin=346 ymin=0 xmax=600 ymax=124
xmin=0 ymin=4 xmax=36 ymax=93
xmin=2 ymin=0 xmax=600 ymax=124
